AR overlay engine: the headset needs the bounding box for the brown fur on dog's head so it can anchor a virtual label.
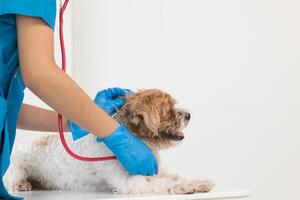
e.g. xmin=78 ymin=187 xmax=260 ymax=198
xmin=116 ymin=89 xmax=190 ymax=149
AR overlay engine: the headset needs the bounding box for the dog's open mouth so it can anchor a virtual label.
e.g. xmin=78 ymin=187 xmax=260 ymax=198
xmin=161 ymin=131 xmax=185 ymax=141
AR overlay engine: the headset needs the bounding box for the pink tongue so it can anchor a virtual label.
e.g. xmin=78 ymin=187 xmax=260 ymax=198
xmin=177 ymin=132 xmax=185 ymax=138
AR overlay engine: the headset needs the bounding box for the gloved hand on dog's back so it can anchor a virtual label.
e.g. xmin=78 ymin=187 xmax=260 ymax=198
xmin=97 ymin=124 xmax=158 ymax=176
xmin=69 ymin=87 xmax=132 ymax=140
xmin=69 ymin=87 xmax=158 ymax=176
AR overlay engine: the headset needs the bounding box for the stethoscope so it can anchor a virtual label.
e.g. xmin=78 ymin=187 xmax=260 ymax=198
xmin=58 ymin=0 xmax=116 ymax=162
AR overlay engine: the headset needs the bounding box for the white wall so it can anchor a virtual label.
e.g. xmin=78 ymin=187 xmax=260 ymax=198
xmin=72 ymin=0 xmax=300 ymax=200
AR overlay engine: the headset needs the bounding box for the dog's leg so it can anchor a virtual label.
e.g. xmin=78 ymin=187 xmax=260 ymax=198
xmin=112 ymin=171 xmax=214 ymax=194
xmin=156 ymin=170 xmax=214 ymax=194
xmin=3 ymin=156 xmax=32 ymax=192
xmin=4 ymin=166 xmax=32 ymax=192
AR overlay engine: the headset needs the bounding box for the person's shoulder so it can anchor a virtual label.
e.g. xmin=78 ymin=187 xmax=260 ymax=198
xmin=0 ymin=0 xmax=57 ymax=30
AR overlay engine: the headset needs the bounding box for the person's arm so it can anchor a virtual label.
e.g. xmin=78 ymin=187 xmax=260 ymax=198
xmin=16 ymin=15 xmax=118 ymax=138
xmin=17 ymin=103 xmax=70 ymax=132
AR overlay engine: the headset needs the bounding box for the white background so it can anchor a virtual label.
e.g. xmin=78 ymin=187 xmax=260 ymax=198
xmin=16 ymin=0 xmax=300 ymax=200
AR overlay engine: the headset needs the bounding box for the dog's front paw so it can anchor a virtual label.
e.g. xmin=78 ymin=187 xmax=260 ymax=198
xmin=173 ymin=179 xmax=214 ymax=194
xmin=12 ymin=180 xmax=32 ymax=191
xmin=189 ymin=179 xmax=215 ymax=193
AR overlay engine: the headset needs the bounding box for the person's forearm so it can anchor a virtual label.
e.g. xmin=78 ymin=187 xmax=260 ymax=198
xmin=17 ymin=104 xmax=70 ymax=132
xmin=21 ymin=64 xmax=118 ymax=138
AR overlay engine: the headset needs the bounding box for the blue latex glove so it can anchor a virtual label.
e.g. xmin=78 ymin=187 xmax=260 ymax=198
xmin=94 ymin=87 xmax=133 ymax=116
xmin=97 ymin=124 xmax=158 ymax=176
xmin=69 ymin=87 xmax=132 ymax=140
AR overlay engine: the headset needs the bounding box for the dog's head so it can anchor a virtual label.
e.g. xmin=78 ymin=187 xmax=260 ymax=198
xmin=117 ymin=89 xmax=190 ymax=149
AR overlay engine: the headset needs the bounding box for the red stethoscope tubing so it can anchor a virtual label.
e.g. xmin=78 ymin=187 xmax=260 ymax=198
xmin=58 ymin=0 xmax=116 ymax=162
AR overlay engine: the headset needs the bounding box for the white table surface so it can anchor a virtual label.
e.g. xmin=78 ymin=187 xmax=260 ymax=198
xmin=13 ymin=187 xmax=251 ymax=200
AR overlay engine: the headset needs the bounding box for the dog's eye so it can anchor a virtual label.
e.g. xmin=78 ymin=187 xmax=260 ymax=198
xmin=176 ymin=111 xmax=183 ymax=116
xmin=166 ymin=110 xmax=176 ymax=118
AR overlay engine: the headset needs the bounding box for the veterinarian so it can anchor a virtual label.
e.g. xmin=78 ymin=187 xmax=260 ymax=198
xmin=0 ymin=1 xmax=158 ymax=199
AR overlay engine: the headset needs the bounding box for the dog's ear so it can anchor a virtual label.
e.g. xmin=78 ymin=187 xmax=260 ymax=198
xmin=124 ymin=95 xmax=160 ymax=136
xmin=142 ymin=111 xmax=160 ymax=136
xmin=129 ymin=109 xmax=144 ymax=126
xmin=121 ymin=95 xmax=143 ymax=126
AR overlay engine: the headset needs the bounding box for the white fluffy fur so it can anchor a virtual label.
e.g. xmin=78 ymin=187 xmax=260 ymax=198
xmin=4 ymin=134 xmax=213 ymax=194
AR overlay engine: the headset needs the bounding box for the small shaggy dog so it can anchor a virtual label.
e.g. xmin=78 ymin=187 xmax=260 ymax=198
xmin=4 ymin=89 xmax=214 ymax=194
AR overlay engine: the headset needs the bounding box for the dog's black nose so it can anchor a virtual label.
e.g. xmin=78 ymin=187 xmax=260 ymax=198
xmin=185 ymin=113 xmax=191 ymax=120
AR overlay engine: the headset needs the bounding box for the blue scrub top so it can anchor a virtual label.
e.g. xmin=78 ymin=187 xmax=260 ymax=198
xmin=0 ymin=0 xmax=56 ymax=199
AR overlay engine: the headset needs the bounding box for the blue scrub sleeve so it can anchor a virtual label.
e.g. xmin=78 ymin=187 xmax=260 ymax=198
xmin=0 ymin=0 xmax=56 ymax=30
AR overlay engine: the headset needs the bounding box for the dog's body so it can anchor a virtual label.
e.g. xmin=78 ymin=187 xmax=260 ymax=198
xmin=4 ymin=89 xmax=214 ymax=194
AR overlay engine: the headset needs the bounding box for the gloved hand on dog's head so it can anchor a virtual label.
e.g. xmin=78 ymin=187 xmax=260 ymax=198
xmin=68 ymin=87 xmax=132 ymax=140
xmin=94 ymin=87 xmax=133 ymax=116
